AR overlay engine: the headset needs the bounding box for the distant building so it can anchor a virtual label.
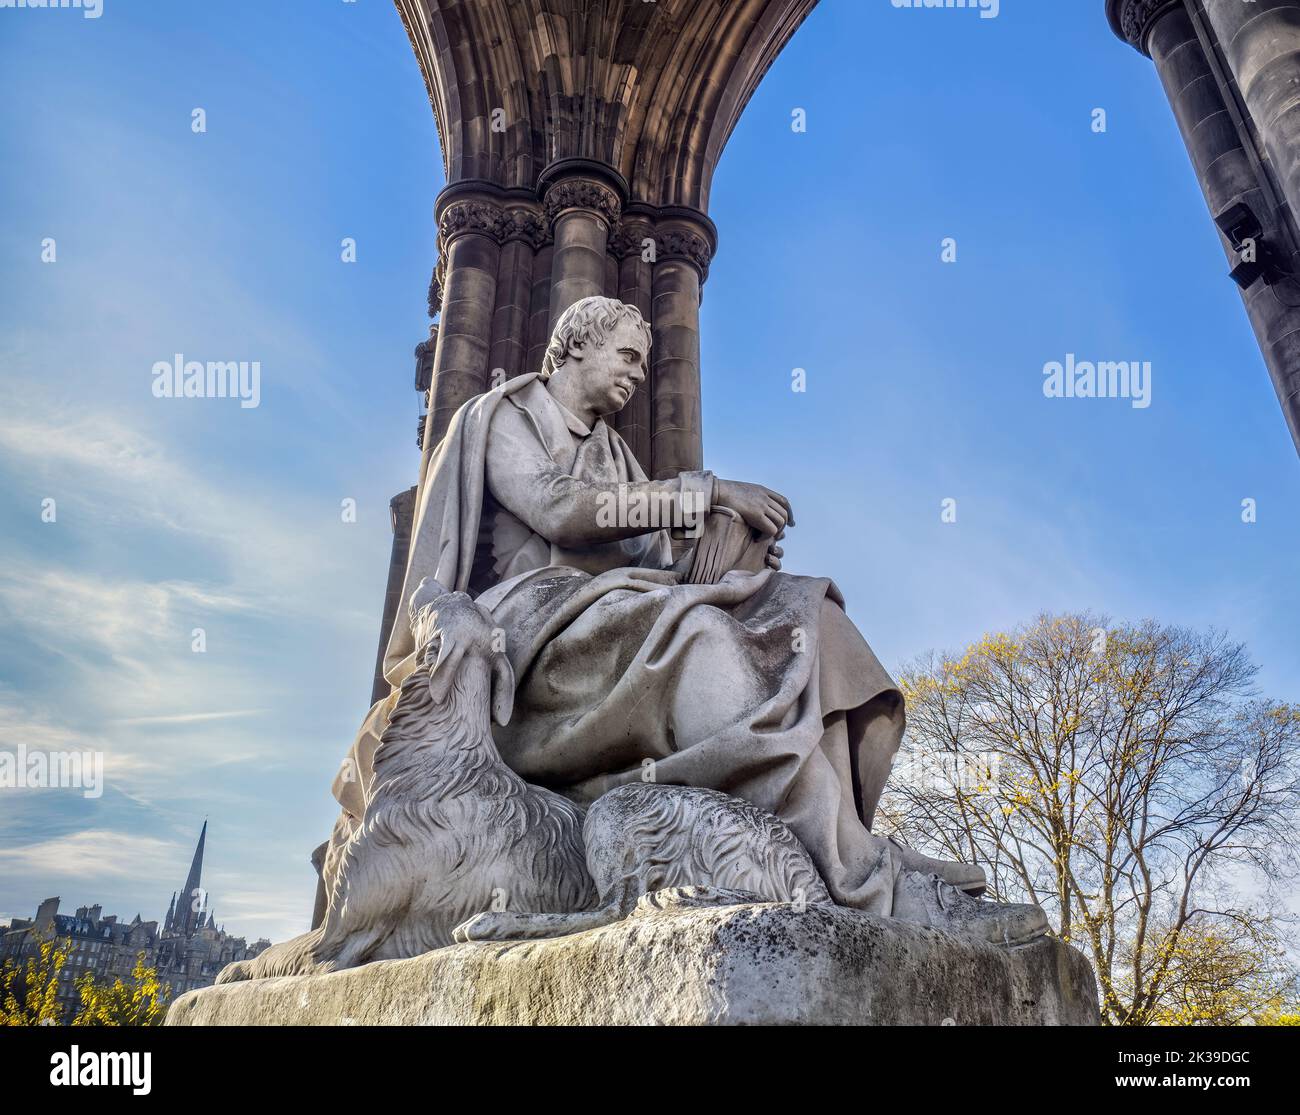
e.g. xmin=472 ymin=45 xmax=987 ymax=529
xmin=0 ymin=821 xmax=271 ymax=1010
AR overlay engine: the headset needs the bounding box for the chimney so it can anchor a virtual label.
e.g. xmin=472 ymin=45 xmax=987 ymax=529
xmin=34 ymin=897 xmax=59 ymax=932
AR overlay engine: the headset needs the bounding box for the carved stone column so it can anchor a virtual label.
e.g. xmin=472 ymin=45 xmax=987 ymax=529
xmin=650 ymin=211 xmax=715 ymax=479
xmin=526 ymin=242 xmax=555 ymax=376
xmin=543 ymin=167 xmax=624 ymax=331
xmin=1106 ymin=0 xmax=1300 ymax=454
xmin=1199 ymin=0 xmax=1300 ymax=245
xmin=418 ymin=191 xmax=504 ymax=480
xmin=610 ymin=210 xmax=658 ymax=469
xmin=396 ymin=0 xmax=821 ymax=484
xmin=1108 ymin=0 xmax=1182 ymax=50
xmin=490 ymin=204 xmax=545 ymax=383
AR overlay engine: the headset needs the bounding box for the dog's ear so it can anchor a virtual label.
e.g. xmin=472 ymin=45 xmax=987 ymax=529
xmin=425 ymin=635 xmax=466 ymax=704
xmin=490 ymin=652 xmax=515 ymax=727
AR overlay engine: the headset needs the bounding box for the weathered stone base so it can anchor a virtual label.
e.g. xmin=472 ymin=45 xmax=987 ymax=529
xmin=166 ymin=900 xmax=1099 ymax=1026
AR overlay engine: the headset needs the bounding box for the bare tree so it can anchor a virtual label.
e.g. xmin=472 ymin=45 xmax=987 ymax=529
xmin=879 ymin=613 xmax=1300 ymax=1025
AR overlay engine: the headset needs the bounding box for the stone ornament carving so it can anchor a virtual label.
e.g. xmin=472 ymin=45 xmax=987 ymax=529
xmin=414 ymin=324 xmax=438 ymax=396
xmin=1111 ymin=0 xmax=1181 ymax=51
xmin=608 ymin=214 xmax=713 ymax=277
xmin=436 ymin=200 xmax=548 ymax=249
xmin=655 ymin=227 xmax=713 ymax=279
xmin=424 ymin=186 xmax=716 ymax=319
xmin=543 ymin=176 xmax=622 ymax=227
xmin=437 ymin=198 xmax=508 ymax=243
xmin=502 ymin=206 xmax=547 ymax=248
xmin=608 ymin=219 xmax=656 ymax=261
xmin=427 ymin=261 xmax=443 ymax=319
xmin=427 ymin=202 xmax=546 ymax=316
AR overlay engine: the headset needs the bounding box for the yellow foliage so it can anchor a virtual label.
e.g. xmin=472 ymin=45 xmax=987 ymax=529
xmin=0 ymin=938 xmax=170 ymax=1026
xmin=71 ymin=953 xmax=170 ymax=1027
xmin=0 ymin=935 xmax=69 ymax=1026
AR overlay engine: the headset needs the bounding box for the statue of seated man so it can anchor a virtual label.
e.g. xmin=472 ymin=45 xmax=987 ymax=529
xmin=329 ymin=296 xmax=1045 ymax=946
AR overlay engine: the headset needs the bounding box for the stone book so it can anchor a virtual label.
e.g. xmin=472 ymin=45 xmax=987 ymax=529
xmin=683 ymin=507 xmax=771 ymax=585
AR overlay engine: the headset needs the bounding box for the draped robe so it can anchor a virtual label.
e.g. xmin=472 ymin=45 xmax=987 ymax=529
xmin=335 ymin=374 xmax=907 ymax=913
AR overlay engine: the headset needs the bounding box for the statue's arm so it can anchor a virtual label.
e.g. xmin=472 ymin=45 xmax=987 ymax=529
xmin=485 ymin=407 xmax=714 ymax=548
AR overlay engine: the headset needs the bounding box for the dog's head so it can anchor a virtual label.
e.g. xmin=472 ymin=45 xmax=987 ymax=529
xmin=408 ymin=577 xmax=514 ymax=726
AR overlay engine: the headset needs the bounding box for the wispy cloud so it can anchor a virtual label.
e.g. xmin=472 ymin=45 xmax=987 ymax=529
xmin=196 ymin=883 xmax=311 ymax=942
xmin=112 ymin=710 xmax=267 ymax=726
xmin=0 ymin=566 xmax=256 ymax=662
xmin=0 ymin=829 xmax=182 ymax=882
xmin=0 ymin=701 xmax=165 ymax=783
xmin=0 ymin=565 xmax=277 ymax=763
xmin=0 ymin=388 xmax=346 ymax=604
xmin=0 ymin=383 xmax=379 ymax=790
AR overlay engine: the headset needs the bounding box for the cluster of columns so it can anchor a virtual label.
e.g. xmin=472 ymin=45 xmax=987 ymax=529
xmin=370 ymin=161 xmax=717 ymax=701
xmin=1108 ymin=0 xmax=1300 ymax=456
xmin=417 ymin=161 xmax=716 ymax=482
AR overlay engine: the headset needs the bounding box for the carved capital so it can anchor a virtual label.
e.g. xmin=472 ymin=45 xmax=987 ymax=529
xmin=501 ymin=206 xmax=548 ymax=248
xmin=654 ymin=227 xmax=713 ymax=280
xmin=1106 ymin=0 xmax=1182 ymax=55
xmin=608 ymin=218 xmax=656 ymax=261
xmin=437 ymin=199 xmax=508 ymax=244
xmin=543 ymin=176 xmax=622 ymax=227
xmin=431 ymin=199 xmax=507 ymax=316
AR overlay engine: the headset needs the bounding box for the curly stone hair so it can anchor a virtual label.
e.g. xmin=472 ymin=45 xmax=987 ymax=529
xmin=539 ymin=296 xmax=652 ymax=380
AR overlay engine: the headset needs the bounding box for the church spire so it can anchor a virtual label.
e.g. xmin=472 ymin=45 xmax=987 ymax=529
xmin=175 ymin=820 xmax=207 ymax=936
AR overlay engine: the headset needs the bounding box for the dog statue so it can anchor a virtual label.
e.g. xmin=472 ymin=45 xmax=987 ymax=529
xmin=217 ymin=580 xmax=829 ymax=984
xmin=452 ymin=778 xmax=830 ymax=942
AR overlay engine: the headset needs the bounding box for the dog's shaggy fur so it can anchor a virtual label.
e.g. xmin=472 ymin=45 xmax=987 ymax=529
xmin=218 ymin=580 xmax=832 ymax=982
xmin=453 ymin=781 xmax=832 ymax=943
xmin=217 ymin=583 xmax=595 ymax=983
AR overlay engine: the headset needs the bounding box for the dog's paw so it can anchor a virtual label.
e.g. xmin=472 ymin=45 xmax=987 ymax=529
xmin=632 ymin=886 xmax=765 ymax=916
xmin=452 ymin=912 xmax=497 ymax=943
xmin=453 ymin=910 xmax=588 ymax=942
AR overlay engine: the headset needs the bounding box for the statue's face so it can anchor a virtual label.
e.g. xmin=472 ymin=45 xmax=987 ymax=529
xmin=571 ymin=319 xmax=648 ymax=417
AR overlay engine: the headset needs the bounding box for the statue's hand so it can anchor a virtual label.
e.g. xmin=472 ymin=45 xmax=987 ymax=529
xmin=714 ymin=479 xmax=793 ymax=538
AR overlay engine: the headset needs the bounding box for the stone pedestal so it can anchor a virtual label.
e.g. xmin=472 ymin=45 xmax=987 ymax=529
xmin=166 ymin=900 xmax=1099 ymax=1027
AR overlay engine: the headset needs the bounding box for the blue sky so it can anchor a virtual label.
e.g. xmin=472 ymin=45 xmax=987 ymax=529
xmin=1 ymin=0 xmax=1296 ymax=945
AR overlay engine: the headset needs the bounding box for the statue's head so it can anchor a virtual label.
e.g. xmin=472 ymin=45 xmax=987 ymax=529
xmin=540 ymin=296 xmax=651 ymax=417
xmin=408 ymin=577 xmax=514 ymax=727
